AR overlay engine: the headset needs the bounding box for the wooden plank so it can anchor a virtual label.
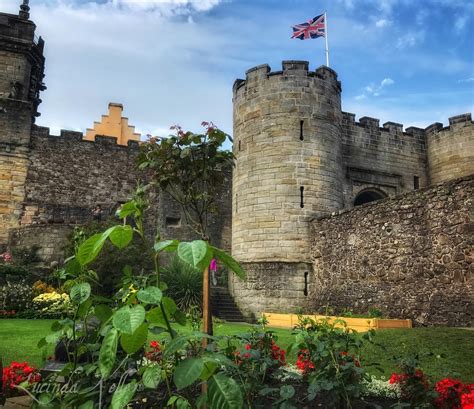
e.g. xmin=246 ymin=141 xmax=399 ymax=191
xmin=264 ymin=313 xmax=412 ymax=331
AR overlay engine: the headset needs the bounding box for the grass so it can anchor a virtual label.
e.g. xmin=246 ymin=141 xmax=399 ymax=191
xmin=1 ymin=319 xmax=472 ymax=383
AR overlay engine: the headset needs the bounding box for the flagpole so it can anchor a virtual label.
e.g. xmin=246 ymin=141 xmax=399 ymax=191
xmin=324 ymin=11 xmax=330 ymax=67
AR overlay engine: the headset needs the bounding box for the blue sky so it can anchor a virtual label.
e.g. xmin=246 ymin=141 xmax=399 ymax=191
xmin=2 ymin=0 xmax=473 ymax=141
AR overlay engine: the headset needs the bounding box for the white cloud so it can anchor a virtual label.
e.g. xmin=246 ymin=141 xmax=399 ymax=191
xmin=396 ymin=31 xmax=425 ymax=49
xmin=454 ymin=15 xmax=469 ymax=32
xmin=110 ymin=0 xmax=223 ymax=13
xmin=356 ymin=78 xmax=395 ymax=100
xmin=458 ymin=77 xmax=474 ymax=83
xmin=375 ymin=18 xmax=391 ymax=28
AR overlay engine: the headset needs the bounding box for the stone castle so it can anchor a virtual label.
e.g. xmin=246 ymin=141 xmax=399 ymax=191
xmin=1 ymin=4 xmax=472 ymax=325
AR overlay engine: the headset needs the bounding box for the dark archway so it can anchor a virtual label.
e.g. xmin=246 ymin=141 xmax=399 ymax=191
xmin=354 ymin=190 xmax=386 ymax=206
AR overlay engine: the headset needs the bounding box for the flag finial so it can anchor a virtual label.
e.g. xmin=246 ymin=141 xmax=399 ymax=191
xmin=19 ymin=0 xmax=30 ymax=20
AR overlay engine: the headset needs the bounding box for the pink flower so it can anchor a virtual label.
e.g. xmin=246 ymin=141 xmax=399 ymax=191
xmin=209 ymin=258 xmax=217 ymax=272
xmin=0 ymin=252 xmax=12 ymax=263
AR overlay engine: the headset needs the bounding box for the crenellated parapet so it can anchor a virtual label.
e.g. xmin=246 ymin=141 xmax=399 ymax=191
xmin=32 ymin=125 xmax=140 ymax=150
xmin=425 ymin=113 xmax=474 ymax=184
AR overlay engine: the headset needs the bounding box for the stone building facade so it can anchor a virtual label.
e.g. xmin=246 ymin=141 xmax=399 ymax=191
xmin=1 ymin=6 xmax=472 ymax=325
xmin=230 ymin=61 xmax=473 ymax=325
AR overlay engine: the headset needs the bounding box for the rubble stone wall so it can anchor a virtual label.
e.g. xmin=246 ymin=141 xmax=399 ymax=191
xmin=310 ymin=176 xmax=473 ymax=326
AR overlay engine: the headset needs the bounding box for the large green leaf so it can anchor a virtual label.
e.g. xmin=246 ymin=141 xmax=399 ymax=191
xmin=211 ymin=247 xmax=246 ymax=280
xmin=99 ymin=328 xmax=118 ymax=379
xmin=94 ymin=304 xmax=113 ymax=323
xmin=177 ymin=240 xmax=212 ymax=271
xmin=146 ymin=307 xmax=168 ymax=329
xmin=154 ymin=240 xmax=179 ymax=253
xmin=112 ymin=305 xmax=146 ymax=335
xmin=161 ymin=297 xmax=177 ymax=316
xmin=120 ymin=323 xmax=148 ymax=354
xmin=110 ymin=381 xmax=137 ymax=409
xmin=109 ymin=225 xmax=133 ymax=249
xmin=116 ymin=201 xmax=139 ymax=219
xmin=76 ymin=232 xmax=108 ymax=266
xmin=142 ymin=365 xmax=161 ymax=389
xmin=70 ymin=282 xmax=91 ymax=305
xmin=137 ymin=286 xmax=162 ymax=305
xmin=208 ymin=373 xmax=243 ymax=409
xmin=174 ymin=358 xmax=204 ymax=390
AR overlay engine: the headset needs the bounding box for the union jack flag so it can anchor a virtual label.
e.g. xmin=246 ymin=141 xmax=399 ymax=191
xmin=291 ymin=14 xmax=326 ymax=40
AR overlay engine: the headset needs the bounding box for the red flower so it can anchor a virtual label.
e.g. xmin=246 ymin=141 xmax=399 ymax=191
xmin=461 ymin=390 xmax=474 ymax=409
xmin=245 ymin=344 xmax=251 ymax=350
xmin=296 ymin=349 xmax=315 ymax=375
xmin=2 ymin=361 xmax=40 ymax=391
xmin=150 ymin=341 xmax=160 ymax=349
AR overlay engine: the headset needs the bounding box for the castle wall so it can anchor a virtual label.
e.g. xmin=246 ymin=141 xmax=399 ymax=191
xmin=21 ymin=126 xmax=142 ymax=226
xmin=6 ymin=125 xmax=232 ymax=264
xmin=310 ymin=175 xmax=473 ymax=326
xmin=427 ymin=114 xmax=474 ymax=185
xmin=0 ymin=100 xmax=32 ymax=244
xmin=341 ymin=113 xmax=428 ymax=208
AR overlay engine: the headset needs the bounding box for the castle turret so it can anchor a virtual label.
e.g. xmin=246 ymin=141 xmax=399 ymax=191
xmin=230 ymin=61 xmax=344 ymax=317
xmin=426 ymin=114 xmax=474 ymax=184
xmin=0 ymin=1 xmax=45 ymax=244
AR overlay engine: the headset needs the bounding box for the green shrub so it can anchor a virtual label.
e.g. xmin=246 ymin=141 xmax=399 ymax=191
xmin=162 ymin=256 xmax=202 ymax=312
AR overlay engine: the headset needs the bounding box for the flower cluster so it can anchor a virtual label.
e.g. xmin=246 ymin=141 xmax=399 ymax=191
xmin=0 ymin=310 xmax=16 ymax=316
xmin=234 ymin=339 xmax=286 ymax=368
xmin=32 ymin=291 xmax=72 ymax=318
xmin=2 ymin=362 xmax=41 ymax=390
xmin=389 ymin=369 xmax=430 ymax=402
xmin=296 ymin=349 xmax=315 ymax=375
xmin=462 ymin=390 xmax=474 ymax=409
xmin=362 ymin=376 xmax=401 ymax=400
xmin=32 ymin=280 xmax=56 ymax=296
xmin=0 ymin=252 xmax=12 ymax=263
xmin=145 ymin=341 xmax=162 ymax=362
xmin=434 ymin=378 xmax=474 ymax=409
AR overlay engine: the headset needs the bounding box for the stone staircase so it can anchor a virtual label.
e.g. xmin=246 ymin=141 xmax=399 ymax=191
xmin=211 ymin=286 xmax=247 ymax=322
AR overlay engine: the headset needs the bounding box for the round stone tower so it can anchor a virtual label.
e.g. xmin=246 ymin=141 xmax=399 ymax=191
xmin=230 ymin=61 xmax=344 ymax=318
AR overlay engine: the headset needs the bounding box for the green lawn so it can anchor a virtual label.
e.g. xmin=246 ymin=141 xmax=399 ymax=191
xmin=1 ymin=319 xmax=472 ymax=383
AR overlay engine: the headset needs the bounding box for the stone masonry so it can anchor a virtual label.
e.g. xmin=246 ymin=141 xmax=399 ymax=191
xmin=310 ymin=176 xmax=473 ymax=327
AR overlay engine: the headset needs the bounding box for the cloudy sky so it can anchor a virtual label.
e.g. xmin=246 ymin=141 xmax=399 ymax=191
xmin=3 ymin=0 xmax=474 ymax=144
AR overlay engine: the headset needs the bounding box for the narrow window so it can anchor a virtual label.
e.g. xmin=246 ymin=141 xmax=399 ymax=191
xmin=414 ymin=176 xmax=420 ymax=190
xmin=235 ymin=193 xmax=238 ymax=214
xmin=238 ymin=140 xmax=241 ymax=151
xmin=304 ymin=272 xmax=309 ymax=296
xmin=165 ymin=216 xmax=181 ymax=227
xmin=300 ymin=120 xmax=304 ymax=141
xmin=300 ymin=186 xmax=304 ymax=208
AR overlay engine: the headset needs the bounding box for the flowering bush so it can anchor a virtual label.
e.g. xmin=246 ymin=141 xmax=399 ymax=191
xmin=434 ymin=378 xmax=474 ymax=409
xmin=2 ymin=361 xmax=41 ymax=394
xmin=0 ymin=279 xmax=33 ymax=314
xmin=362 ymin=376 xmax=401 ymax=400
xmin=32 ymin=291 xmax=73 ymax=318
xmin=296 ymin=349 xmax=315 ymax=375
xmin=32 ymin=280 xmax=56 ymax=296
xmin=290 ymin=316 xmax=370 ymax=406
xmin=462 ymin=390 xmax=474 ymax=409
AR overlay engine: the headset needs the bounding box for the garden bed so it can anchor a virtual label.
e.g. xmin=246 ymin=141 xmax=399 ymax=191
xmin=264 ymin=313 xmax=412 ymax=331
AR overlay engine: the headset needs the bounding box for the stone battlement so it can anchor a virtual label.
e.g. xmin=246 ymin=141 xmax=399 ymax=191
xmin=425 ymin=113 xmax=473 ymax=136
xmin=234 ymin=61 xmax=340 ymax=94
xmin=32 ymin=125 xmax=140 ymax=149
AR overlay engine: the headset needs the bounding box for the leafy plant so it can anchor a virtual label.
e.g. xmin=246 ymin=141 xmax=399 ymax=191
xmin=162 ymin=256 xmax=202 ymax=312
xmin=34 ymin=190 xmax=246 ymax=408
xmin=288 ymin=316 xmax=373 ymax=408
